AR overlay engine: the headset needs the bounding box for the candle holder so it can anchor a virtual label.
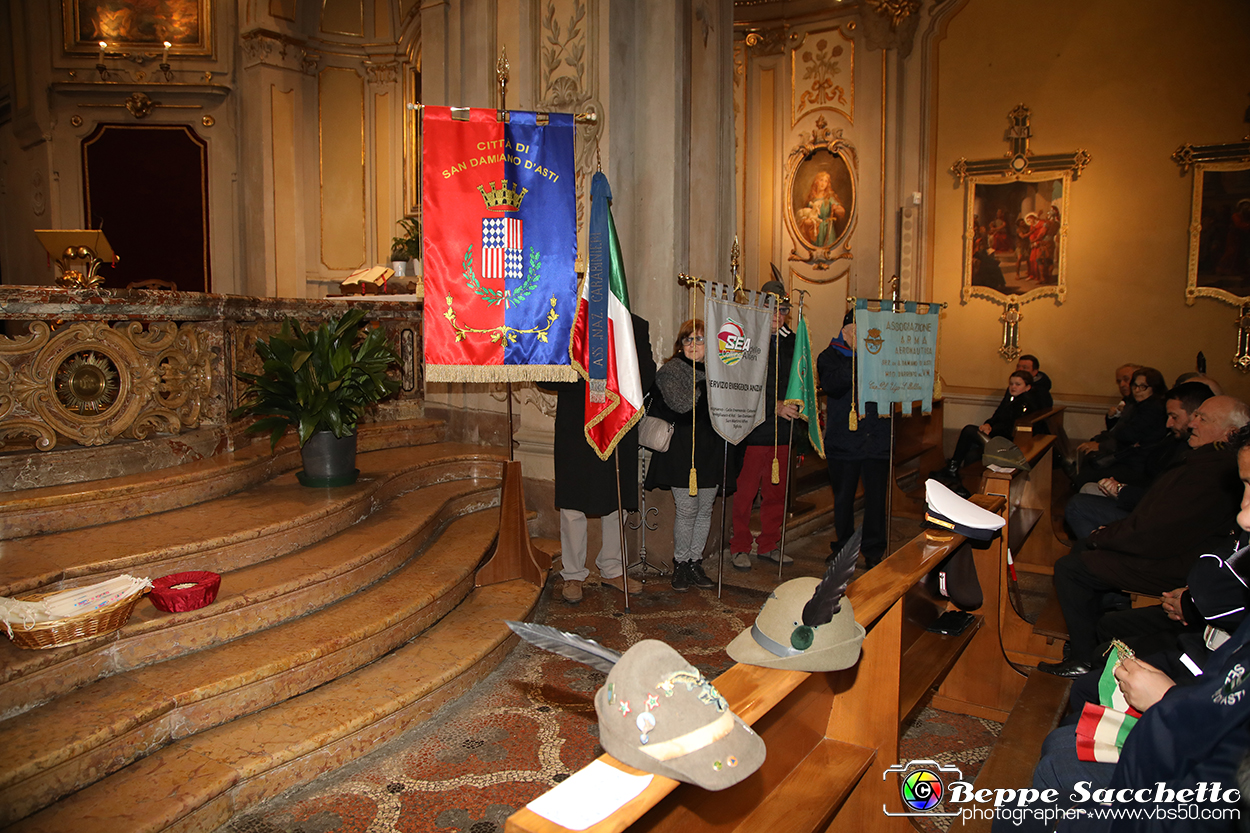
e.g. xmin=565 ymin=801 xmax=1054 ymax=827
xmin=159 ymin=62 xmax=173 ymax=81
xmin=95 ymin=62 xmax=110 ymax=81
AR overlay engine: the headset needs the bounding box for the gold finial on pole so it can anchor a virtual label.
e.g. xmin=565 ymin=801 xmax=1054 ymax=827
xmin=496 ymin=46 xmax=510 ymax=111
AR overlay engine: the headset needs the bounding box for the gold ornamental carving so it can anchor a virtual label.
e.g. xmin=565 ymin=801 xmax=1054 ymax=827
xmin=0 ymin=321 xmax=213 ymax=451
xmin=743 ymin=27 xmax=786 ymax=56
xmin=791 ymin=26 xmax=854 ymax=127
xmin=866 ymin=0 xmax=923 ymax=29
xmin=125 ymin=92 xmax=155 ymax=119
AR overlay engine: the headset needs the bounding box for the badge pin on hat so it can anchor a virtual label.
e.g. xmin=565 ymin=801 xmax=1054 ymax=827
xmin=506 ymin=623 xmax=765 ymax=790
xmin=923 ymin=478 xmax=1006 ymax=541
xmin=726 ymin=528 xmax=867 ymax=672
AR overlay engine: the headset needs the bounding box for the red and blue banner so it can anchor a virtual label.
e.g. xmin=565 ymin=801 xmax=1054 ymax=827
xmin=422 ymin=106 xmax=578 ymax=382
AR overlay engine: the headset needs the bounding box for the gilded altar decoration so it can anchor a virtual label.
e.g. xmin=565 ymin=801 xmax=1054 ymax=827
xmin=791 ymin=27 xmax=853 ymax=127
xmin=784 ymin=117 xmax=857 ymax=272
xmin=0 ymin=321 xmax=212 ymax=451
xmin=64 ymin=0 xmax=213 ymax=58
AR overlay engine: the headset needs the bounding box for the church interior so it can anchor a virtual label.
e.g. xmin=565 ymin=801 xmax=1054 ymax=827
xmin=1 ymin=0 xmax=1249 ymax=831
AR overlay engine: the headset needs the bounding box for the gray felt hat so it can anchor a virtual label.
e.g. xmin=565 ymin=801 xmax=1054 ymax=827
xmin=759 ymin=279 xmax=789 ymax=308
xmin=594 ymin=640 xmax=765 ymax=791
xmin=726 ymin=577 xmax=866 ymax=672
xmin=983 ymin=436 xmax=1032 ymax=471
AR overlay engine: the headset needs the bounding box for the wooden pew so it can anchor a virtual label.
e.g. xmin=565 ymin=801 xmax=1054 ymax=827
xmin=961 ymin=433 xmax=1070 ymax=670
xmin=1015 ymin=403 xmax=1070 ymax=463
xmin=506 ymin=494 xmax=1007 ymax=833
xmin=949 ymin=672 xmax=1073 ymax=833
xmin=938 ymin=448 xmax=1074 ymax=832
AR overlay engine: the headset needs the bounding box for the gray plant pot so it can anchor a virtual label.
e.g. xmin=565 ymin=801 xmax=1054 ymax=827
xmin=298 ymin=429 xmax=359 ymax=487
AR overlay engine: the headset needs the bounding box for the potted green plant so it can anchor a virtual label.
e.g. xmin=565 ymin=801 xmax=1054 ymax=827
xmin=232 ymin=308 xmax=400 ymax=486
xmin=391 ymin=218 xmax=422 ymax=279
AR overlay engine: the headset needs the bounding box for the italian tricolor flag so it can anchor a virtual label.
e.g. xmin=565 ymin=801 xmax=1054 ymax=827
xmin=1075 ymin=644 xmax=1142 ymax=763
xmin=569 ymin=172 xmax=642 ymax=460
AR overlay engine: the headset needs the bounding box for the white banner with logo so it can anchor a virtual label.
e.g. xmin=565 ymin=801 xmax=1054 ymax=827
xmin=704 ymin=282 xmax=773 ymax=444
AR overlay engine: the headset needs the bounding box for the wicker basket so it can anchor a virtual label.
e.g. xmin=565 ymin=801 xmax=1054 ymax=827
xmin=5 ymin=586 xmax=147 ymax=650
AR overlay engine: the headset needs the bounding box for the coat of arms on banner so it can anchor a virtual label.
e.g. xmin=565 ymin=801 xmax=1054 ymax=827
xmin=422 ymin=107 xmax=579 ymax=383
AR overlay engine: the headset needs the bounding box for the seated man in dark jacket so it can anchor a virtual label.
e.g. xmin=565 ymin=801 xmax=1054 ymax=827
xmin=1040 ymin=395 xmax=1250 ymax=677
xmin=1017 ymin=354 xmax=1053 ymax=410
xmin=1064 ymin=381 xmax=1215 ymax=539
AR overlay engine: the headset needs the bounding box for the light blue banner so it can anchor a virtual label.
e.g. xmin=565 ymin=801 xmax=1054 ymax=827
xmin=853 ymin=299 xmax=939 ymax=415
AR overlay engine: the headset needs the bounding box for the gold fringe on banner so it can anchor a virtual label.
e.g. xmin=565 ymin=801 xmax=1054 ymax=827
xmin=424 ymin=364 xmax=580 ymax=383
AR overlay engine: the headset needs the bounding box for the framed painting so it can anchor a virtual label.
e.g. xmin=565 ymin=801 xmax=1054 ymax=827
xmin=63 ymin=0 xmax=213 ymax=57
xmin=961 ymin=172 xmax=1069 ymax=305
xmin=1186 ymin=162 xmax=1250 ymax=306
xmin=784 ymin=117 xmax=857 ymax=273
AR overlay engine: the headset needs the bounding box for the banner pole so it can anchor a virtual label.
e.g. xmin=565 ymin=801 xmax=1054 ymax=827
xmin=614 ymin=448 xmax=631 ymax=614
xmin=778 ymin=417 xmax=794 ymax=581
xmin=717 ymin=438 xmax=728 ymax=599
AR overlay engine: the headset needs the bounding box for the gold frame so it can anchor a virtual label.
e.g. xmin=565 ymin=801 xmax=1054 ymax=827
xmin=961 ymin=170 xmax=1070 ymax=306
xmin=403 ymin=63 xmax=422 ymax=218
xmin=62 ymin=0 xmax=214 ymax=57
xmin=784 ymin=117 xmax=857 ymax=270
xmin=1184 ymin=159 xmax=1250 ymax=306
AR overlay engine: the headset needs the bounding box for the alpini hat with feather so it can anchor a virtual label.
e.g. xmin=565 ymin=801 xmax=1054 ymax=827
xmin=726 ymin=530 xmax=867 ymax=672
xmin=505 ymin=624 xmax=765 ymax=790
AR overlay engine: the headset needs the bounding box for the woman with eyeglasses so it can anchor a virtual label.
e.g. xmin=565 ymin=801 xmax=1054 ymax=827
xmin=1071 ymin=366 xmax=1169 ymax=487
xmin=644 ymin=319 xmax=729 ymax=592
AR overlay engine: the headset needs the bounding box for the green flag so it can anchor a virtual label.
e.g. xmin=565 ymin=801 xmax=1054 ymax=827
xmin=784 ymin=308 xmax=825 ymax=459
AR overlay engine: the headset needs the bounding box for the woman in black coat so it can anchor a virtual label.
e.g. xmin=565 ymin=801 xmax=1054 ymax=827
xmin=645 ymin=319 xmax=727 ymax=592
xmin=1072 ymin=366 xmax=1169 ymax=486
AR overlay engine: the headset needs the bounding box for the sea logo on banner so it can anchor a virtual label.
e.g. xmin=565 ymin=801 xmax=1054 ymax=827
xmin=717 ymin=318 xmax=752 ymax=366
xmin=705 ymin=283 xmax=772 ymax=445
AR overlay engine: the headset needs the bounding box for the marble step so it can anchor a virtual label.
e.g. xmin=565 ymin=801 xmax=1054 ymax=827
xmin=0 ymin=504 xmax=510 ymax=825
xmin=8 ymin=578 xmax=542 ymax=833
xmin=0 ymin=441 xmax=504 ymax=597
xmin=0 ymin=418 xmax=444 ymax=541
xmin=0 ymin=476 xmax=502 ymax=718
